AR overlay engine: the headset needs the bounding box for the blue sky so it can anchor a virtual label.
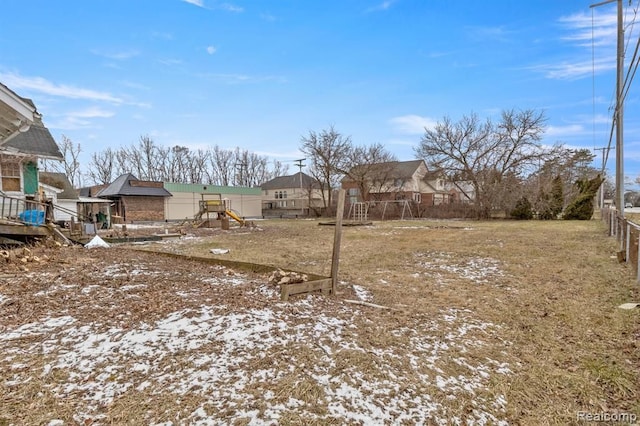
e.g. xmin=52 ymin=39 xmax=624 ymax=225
xmin=0 ymin=0 xmax=638 ymax=184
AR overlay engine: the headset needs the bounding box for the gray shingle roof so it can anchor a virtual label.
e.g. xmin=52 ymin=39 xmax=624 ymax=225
xmin=39 ymin=172 xmax=79 ymax=199
xmin=260 ymin=172 xmax=319 ymax=190
xmin=96 ymin=173 xmax=172 ymax=197
xmin=343 ymin=160 xmax=426 ymax=182
xmin=1 ymin=116 xmax=63 ymax=160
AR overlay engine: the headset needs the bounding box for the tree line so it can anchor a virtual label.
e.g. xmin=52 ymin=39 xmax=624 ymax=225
xmin=43 ymin=108 xmax=608 ymax=219
xmin=43 ymin=135 xmax=291 ymax=188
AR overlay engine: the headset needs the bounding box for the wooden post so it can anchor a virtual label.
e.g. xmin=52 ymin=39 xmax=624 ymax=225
xmin=331 ymin=189 xmax=346 ymax=295
xmin=637 ymin=230 xmax=640 ymax=283
xmin=626 ymin=223 xmax=631 ymax=263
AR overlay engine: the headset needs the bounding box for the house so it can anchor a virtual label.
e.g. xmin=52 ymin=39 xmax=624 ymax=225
xmin=39 ymin=172 xmax=79 ymax=222
xmin=341 ymin=159 xmax=469 ymax=207
xmin=0 ymin=86 xmax=63 ymax=199
xmin=163 ymin=182 xmax=262 ymax=220
xmin=95 ymin=173 xmax=172 ymax=223
xmin=260 ymin=172 xmax=327 ymax=217
xmin=0 ymin=82 xmax=39 ymax=145
xmin=0 ymin=83 xmax=65 ymax=241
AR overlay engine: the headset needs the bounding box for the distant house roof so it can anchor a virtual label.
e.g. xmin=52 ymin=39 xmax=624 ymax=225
xmin=39 ymin=172 xmax=79 ymax=200
xmin=1 ymin=114 xmax=63 ymax=160
xmin=343 ymin=160 xmax=427 ymax=183
xmin=96 ymin=173 xmax=172 ymax=198
xmin=260 ymin=172 xmax=319 ymax=190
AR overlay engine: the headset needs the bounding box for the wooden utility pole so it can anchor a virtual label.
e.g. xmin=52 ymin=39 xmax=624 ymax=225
xmin=591 ymin=0 xmax=624 ymax=215
xmin=594 ymin=146 xmax=612 ymax=208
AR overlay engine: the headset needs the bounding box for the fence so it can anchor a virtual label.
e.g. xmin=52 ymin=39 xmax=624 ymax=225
xmin=601 ymin=207 xmax=640 ymax=282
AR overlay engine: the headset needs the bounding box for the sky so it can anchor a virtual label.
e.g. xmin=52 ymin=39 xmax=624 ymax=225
xmin=1 ymin=0 xmax=639 ymax=185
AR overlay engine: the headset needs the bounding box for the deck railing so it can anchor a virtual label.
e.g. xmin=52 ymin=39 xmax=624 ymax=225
xmin=0 ymin=193 xmax=47 ymax=225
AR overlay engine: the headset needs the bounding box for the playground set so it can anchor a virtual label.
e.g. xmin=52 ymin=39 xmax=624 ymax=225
xmin=193 ymin=193 xmax=246 ymax=229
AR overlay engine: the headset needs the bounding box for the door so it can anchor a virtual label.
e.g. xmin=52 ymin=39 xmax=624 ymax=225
xmin=23 ymin=161 xmax=38 ymax=195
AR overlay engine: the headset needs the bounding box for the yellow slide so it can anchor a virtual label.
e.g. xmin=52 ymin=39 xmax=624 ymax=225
xmin=225 ymin=209 xmax=245 ymax=225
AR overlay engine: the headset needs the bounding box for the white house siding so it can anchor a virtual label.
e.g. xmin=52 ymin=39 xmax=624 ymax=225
xmin=55 ymin=200 xmax=77 ymax=222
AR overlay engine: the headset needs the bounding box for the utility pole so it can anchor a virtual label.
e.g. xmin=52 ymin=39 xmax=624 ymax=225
xmin=591 ymin=0 xmax=624 ymax=215
xmin=235 ymin=161 xmax=247 ymax=187
xmin=294 ymin=158 xmax=305 ymax=190
xmin=294 ymin=158 xmax=306 ymax=215
xmin=594 ymin=146 xmax=612 ymax=208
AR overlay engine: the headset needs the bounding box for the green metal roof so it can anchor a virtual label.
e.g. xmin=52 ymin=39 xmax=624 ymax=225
xmin=163 ymin=182 xmax=261 ymax=195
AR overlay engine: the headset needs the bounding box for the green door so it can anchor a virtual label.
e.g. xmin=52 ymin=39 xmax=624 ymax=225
xmin=23 ymin=162 xmax=38 ymax=195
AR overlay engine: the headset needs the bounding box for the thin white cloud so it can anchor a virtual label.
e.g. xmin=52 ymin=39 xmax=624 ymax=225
xmin=390 ymin=115 xmax=438 ymax=134
xmin=119 ymin=80 xmax=150 ymax=91
xmin=466 ymin=25 xmax=513 ymax=42
xmin=206 ymin=45 xmax=217 ymax=55
xmin=151 ymin=31 xmax=174 ymax=40
xmin=183 ymin=0 xmax=243 ymax=12
xmin=559 ymin=10 xmax=617 ymax=47
xmin=527 ymin=56 xmax=615 ymax=80
xmin=90 ymin=49 xmax=140 ymax=60
xmin=158 ymin=58 xmax=184 ymax=66
xmin=46 ymin=107 xmax=115 ymax=130
xmin=217 ymin=3 xmax=243 ymax=12
xmin=182 ymin=0 xmax=204 ymax=7
xmin=260 ymin=13 xmax=277 ymax=22
xmin=366 ymin=1 xmax=397 ymax=12
xmin=199 ymin=72 xmax=286 ymax=84
xmin=528 ymin=8 xmax=618 ymax=81
xmin=546 ymin=124 xmax=584 ymax=137
xmin=0 ymin=72 xmax=123 ymax=104
xmin=68 ymin=107 xmax=115 ymax=119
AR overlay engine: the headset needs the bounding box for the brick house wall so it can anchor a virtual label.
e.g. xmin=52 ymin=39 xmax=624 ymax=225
xmin=122 ymin=196 xmax=165 ymax=221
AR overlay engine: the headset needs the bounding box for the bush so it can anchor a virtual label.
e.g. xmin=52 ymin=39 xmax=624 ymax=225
xmin=563 ymin=175 xmax=604 ymax=220
xmin=511 ymin=196 xmax=533 ymax=220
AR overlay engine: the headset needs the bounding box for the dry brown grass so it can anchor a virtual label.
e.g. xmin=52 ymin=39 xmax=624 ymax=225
xmin=148 ymin=217 xmax=640 ymax=424
xmin=1 ymin=217 xmax=638 ymax=424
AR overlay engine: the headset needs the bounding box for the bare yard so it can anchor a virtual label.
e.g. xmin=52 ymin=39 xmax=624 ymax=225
xmin=1 ymin=218 xmax=639 ymax=425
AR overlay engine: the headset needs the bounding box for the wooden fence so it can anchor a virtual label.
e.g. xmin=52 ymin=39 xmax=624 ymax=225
xmin=601 ymin=207 xmax=640 ymax=281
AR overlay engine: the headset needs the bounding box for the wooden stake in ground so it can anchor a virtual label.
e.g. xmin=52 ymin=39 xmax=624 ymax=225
xmin=331 ymin=189 xmax=346 ymax=295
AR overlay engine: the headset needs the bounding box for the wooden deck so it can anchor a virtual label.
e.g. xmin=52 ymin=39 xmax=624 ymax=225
xmin=0 ymin=219 xmax=52 ymax=245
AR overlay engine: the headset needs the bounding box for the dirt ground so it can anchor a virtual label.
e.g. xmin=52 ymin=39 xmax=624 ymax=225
xmin=1 ymin=218 xmax=639 ymax=425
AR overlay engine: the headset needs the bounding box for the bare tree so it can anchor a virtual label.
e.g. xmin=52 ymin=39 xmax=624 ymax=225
xmin=87 ymin=148 xmax=116 ymax=185
xmin=48 ymin=135 xmax=83 ymax=187
xmin=269 ymin=159 xmax=290 ymax=180
xmin=341 ymin=143 xmax=397 ymax=202
xmin=189 ymin=149 xmax=210 ymax=184
xmin=300 ymin=126 xmax=352 ymax=211
xmin=208 ymin=146 xmax=234 ymax=185
xmin=82 ymin=137 xmax=293 ymax=187
xmin=415 ymin=109 xmax=556 ymax=218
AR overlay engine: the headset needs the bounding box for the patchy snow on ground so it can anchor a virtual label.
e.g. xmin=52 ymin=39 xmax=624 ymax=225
xmin=413 ymin=251 xmax=507 ymax=284
xmin=351 ymin=284 xmax=373 ymax=301
xmin=1 ymin=252 xmax=511 ymax=425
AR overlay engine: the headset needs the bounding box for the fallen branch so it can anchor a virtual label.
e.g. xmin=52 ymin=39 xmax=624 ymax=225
xmin=344 ymin=299 xmax=395 ymax=310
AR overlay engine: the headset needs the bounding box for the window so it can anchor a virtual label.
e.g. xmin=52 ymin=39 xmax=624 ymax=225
xmin=0 ymin=158 xmax=21 ymax=192
xmin=283 ymin=190 xmax=287 ymax=199
xmin=348 ymin=187 xmax=360 ymax=204
xmin=413 ymin=192 xmax=422 ymax=203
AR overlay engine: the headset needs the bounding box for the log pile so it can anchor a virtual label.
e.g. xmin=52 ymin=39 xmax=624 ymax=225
xmin=268 ymin=268 xmax=308 ymax=286
xmin=0 ymin=247 xmax=47 ymax=271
